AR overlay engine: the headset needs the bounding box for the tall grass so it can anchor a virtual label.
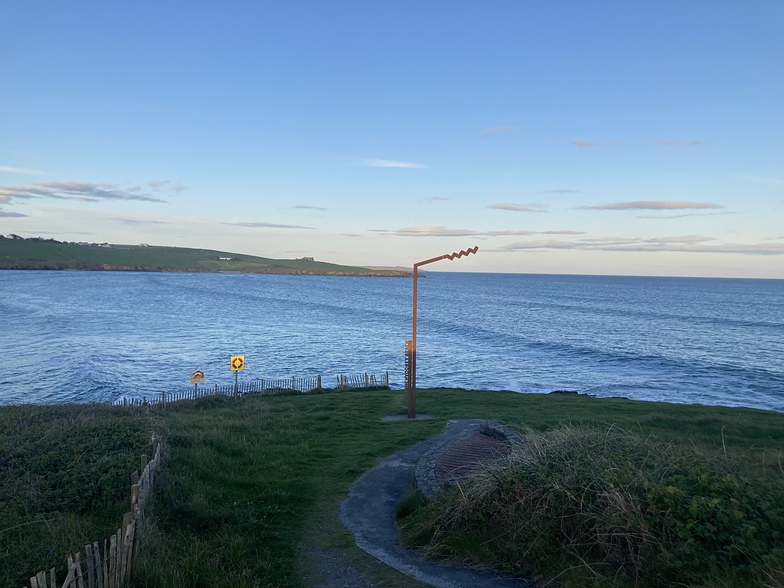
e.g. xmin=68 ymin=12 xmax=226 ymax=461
xmin=398 ymin=424 xmax=784 ymax=587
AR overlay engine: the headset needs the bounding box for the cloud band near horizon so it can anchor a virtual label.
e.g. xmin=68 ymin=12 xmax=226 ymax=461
xmin=577 ymin=200 xmax=724 ymax=211
xmin=222 ymin=221 xmax=315 ymax=230
xmin=376 ymin=226 xmax=584 ymax=238
xmin=0 ymin=181 xmax=166 ymax=204
xmin=497 ymin=236 xmax=784 ymax=256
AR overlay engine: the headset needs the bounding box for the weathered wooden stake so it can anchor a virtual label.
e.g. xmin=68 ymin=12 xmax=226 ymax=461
xmin=86 ymin=544 xmax=95 ymax=588
xmin=93 ymin=541 xmax=103 ymax=588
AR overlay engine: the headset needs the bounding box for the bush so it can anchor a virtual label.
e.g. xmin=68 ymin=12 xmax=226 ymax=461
xmin=398 ymin=424 xmax=784 ymax=587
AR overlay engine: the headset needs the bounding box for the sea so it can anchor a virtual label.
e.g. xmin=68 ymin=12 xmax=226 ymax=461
xmin=0 ymin=271 xmax=782 ymax=412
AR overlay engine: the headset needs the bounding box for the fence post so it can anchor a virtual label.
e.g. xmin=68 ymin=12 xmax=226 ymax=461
xmin=121 ymin=513 xmax=133 ymax=586
xmin=86 ymin=542 xmax=95 ymax=588
xmin=93 ymin=541 xmax=103 ymax=588
xmin=102 ymin=538 xmax=109 ymax=588
xmin=75 ymin=551 xmax=85 ymax=588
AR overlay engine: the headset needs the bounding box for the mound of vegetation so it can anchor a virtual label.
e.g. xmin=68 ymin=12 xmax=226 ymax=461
xmin=398 ymin=424 xmax=784 ymax=587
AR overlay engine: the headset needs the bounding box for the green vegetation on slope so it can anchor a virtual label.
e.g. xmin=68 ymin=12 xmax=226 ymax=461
xmin=0 ymin=237 xmax=410 ymax=276
xmin=0 ymin=404 xmax=155 ymax=587
xmin=5 ymin=389 xmax=784 ymax=587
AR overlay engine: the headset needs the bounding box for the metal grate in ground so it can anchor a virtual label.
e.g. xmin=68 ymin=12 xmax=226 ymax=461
xmin=434 ymin=432 xmax=509 ymax=487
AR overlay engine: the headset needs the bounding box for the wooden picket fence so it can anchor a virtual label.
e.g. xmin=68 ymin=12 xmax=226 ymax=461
xmin=26 ymin=435 xmax=162 ymax=588
xmin=112 ymin=372 xmax=390 ymax=409
xmin=336 ymin=372 xmax=387 ymax=390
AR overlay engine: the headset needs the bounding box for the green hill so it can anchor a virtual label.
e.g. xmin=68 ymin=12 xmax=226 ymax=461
xmin=0 ymin=237 xmax=410 ymax=276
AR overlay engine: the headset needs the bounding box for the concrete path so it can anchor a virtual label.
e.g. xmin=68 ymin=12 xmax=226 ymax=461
xmin=339 ymin=419 xmax=536 ymax=588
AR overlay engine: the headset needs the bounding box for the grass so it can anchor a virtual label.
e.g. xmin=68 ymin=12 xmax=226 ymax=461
xmin=4 ymin=388 xmax=784 ymax=587
xmin=0 ymin=238 xmax=409 ymax=276
xmin=0 ymin=404 xmax=156 ymax=587
xmin=398 ymin=424 xmax=784 ymax=587
xmin=131 ymin=390 xmax=436 ymax=587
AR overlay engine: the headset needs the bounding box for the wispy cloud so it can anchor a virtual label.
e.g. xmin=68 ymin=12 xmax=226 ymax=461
xmin=110 ymin=217 xmax=171 ymax=225
xmin=571 ymin=140 xmax=625 ymax=148
xmin=0 ymin=210 xmax=28 ymax=217
xmin=738 ymin=174 xmax=784 ymax=186
xmin=576 ymin=200 xmax=724 ymax=211
xmin=650 ymin=235 xmax=715 ymax=244
xmin=364 ymin=159 xmax=427 ymax=169
xmin=0 ymin=181 xmax=166 ymax=203
xmin=293 ymin=205 xmax=327 ymax=211
xmin=578 ymin=235 xmax=715 ymax=245
xmin=639 ymin=211 xmax=737 ymax=219
xmin=223 ymin=221 xmax=315 ymax=230
xmin=391 ymin=226 xmax=477 ymax=237
xmin=488 ymin=202 xmax=547 ymax=213
xmin=657 ymin=139 xmax=703 ymax=146
xmin=0 ymin=165 xmax=46 ymax=175
xmin=425 ymin=196 xmax=449 ymax=202
xmin=145 ymin=180 xmax=186 ymax=193
xmin=499 ymin=239 xmax=578 ymax=250
xmin=498 ymin=235 xmax=784 ymax=256
xmin=572 ymin=140 xmax=600 ymax=148
xmin=375 ymin=226 xmax=584 ymax=238
xmin=543 ymin=189 xmax=578 ymax=194
xmin=540 ymin=230 xmax=585 ymax=235
xmin=480 ymin=126 xmax=513 ymax=137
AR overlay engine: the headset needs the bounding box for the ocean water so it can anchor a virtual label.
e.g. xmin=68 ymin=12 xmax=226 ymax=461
xmin=0 ymin=270 xmax=782 ymax=411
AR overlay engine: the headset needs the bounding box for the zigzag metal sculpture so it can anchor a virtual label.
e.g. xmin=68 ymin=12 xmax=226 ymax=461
xmin=408 ymin=245 xmax=479 ymax=418
xmin=414 ymin=246 xmax=479 ymax=270
xmin=444 ymin=246 xmax=479 ymax=261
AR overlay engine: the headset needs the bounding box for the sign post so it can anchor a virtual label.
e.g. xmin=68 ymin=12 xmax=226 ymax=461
xmin=190 ymin=369 xmax=205 ymax=398
xmin=230 ymin=355 xmax=245 ymax=396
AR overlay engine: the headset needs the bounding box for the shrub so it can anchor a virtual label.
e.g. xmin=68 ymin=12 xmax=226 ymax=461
xmin=398 ymin=424 xmax=784 ymax=587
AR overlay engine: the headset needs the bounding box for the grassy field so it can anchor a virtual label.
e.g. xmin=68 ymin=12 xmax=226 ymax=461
xmin=4 ymin=389 xmax=784 ymax=587
xmin=0 ymin=238 xmax=409 ymax=276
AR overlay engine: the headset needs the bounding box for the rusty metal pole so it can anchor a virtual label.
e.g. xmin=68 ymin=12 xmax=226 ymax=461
xmin=408 ymin=267 xmax=419 ymax=418
xmin=407 ymin=246 xmax=478 ymax=418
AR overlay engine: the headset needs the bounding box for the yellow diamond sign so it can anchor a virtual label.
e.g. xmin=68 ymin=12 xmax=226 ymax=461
xmin=230 ymin=355 xmax=245 ymax=371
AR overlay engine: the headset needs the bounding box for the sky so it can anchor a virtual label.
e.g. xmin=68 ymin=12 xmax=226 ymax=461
xmin=1 ymin=1 xmax=783 ymax=278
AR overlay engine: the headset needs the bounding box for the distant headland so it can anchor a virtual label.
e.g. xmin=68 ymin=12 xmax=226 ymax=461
xmin=0 ymin=235 xmax=412 ymax=277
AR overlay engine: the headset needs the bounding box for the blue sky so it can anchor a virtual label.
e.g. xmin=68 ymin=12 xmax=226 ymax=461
xmin=1 ymin=1 xmax=782 ymax=278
